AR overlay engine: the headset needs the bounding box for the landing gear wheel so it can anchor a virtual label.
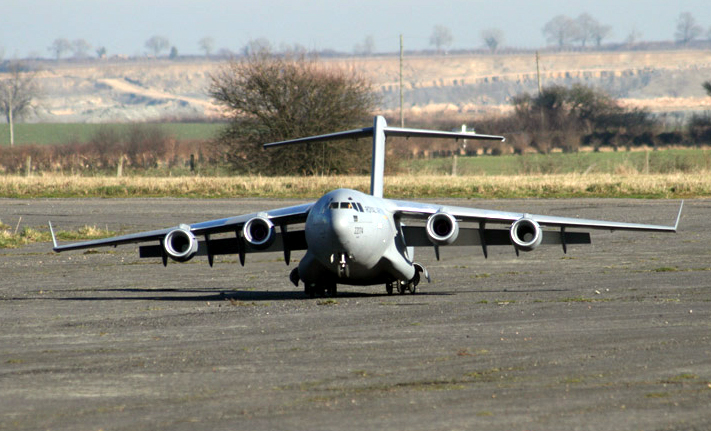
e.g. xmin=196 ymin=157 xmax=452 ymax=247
xmin=306 ymin=283 xmax=335 ymax=297
xmin=304 ymin=284 xmax=316 ymax=298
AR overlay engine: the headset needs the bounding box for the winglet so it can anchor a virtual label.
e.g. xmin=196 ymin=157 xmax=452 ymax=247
xmin=48 ymin=221 xmax=58 ymax=250
xmin=674 ymin=200 xmax=684 ymax=232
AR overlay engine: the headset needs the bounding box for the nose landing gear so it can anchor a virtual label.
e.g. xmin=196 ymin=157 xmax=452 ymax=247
xmin=337 ymin=253 xmax=350 ymax=279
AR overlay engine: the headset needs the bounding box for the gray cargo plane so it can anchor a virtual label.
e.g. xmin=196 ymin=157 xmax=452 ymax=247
xmin=50 ymin=116 xmax=682 ymax=296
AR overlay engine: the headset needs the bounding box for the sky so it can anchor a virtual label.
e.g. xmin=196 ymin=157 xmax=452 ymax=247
xmin=2 ymin=0 xmax=711 ymax=58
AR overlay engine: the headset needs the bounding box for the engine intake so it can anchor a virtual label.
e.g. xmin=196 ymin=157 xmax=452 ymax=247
xmin=425 ymin=212 xmax=459 ymax=246
xmin=243 ymin=216 xmax=276 ymax=249
xmin=510 ymin=217 xmax=543 ymax=252
xmin=164 ymin=225 xmax=198 ymax=262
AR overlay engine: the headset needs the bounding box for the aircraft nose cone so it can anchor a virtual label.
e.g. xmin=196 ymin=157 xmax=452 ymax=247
xmin=330 ymin=211 xmax=352 ymax=246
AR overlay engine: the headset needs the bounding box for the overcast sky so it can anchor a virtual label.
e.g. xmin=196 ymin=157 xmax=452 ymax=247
xmin=2 ymin=0 xmax=711 ymax=58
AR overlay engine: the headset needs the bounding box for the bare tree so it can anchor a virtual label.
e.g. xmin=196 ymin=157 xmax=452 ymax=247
xmin=279 ymin=43 xmax=307 ymax=56
xmin=354 ymin=35 xmax=376 ymax=56
xmin=675 ymin=12 xmax=702 ymax=44
xmin=542 ymin=15 xmax=578 ymax=48
xmin=71 ymin=39 xmax=92 ymax=59
xmin=574 ymin=13 xmax=598 ymax=47
xmin=481 ymin=28 xmax=504 ymax=53
xmin=429 ymin=25 xmax=453 ymax=53
xmin=0 ymin=63 xmax=39 ymax=146
xmin=591 ymin=22 xmax=612 ymax=47
xmin=48 ymin=38 xmax=72 ymax=60
xmin=625 ymin=27 xmax=642 ymax=45
xmin=209 ymin=51 xmax=378 ymax=175
xmin=242 ymin=38 xmax=272 ymax=56
xmin=198 ymin=37 xmax=215 ymax=57
xmin=145 ymin=36 xmax=170 ymax=56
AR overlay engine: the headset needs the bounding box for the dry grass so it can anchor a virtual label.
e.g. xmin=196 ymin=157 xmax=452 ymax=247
xmin=1 ymin=173 xmax=709 ymax=199
xmin=0 ymin=222 xmax=115 ymax=248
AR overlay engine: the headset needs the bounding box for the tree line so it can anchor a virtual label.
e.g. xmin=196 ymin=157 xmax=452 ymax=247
xmin=4 ymin=11 xmax=711 ymax=62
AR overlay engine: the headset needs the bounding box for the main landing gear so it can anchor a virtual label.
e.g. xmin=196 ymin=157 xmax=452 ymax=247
xmin=304 ymin=282 xmax=337 ymax=298
xmin=385 ymin=278 xmax=417 ymax=295
xmin=386 ymin=264 xmax=429 ymax=295
xmin=291 ymin=267 xmax=338 ymax=298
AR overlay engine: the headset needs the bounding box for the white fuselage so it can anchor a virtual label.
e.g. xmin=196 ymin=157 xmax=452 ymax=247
xmin=297 ymin=189 xmax=415 ymax=286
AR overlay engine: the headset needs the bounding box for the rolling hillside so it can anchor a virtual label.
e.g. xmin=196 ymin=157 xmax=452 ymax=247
xmin=11 ymin=49 xmax=711 ymax=123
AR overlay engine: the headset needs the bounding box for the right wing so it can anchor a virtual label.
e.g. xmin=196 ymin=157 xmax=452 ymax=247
xmin=386 ymin=199 xmax=682 ymax=256
xmin=50 ymin=202 xmax=314 ymax=266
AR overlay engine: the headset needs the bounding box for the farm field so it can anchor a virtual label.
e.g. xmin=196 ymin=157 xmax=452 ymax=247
xmin=402 ymin=148 xmax=711 ymax=175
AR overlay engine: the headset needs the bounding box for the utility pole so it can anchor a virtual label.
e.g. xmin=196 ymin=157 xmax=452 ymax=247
xmin=536 ymin=51 xmax=544 ymax=131
xmin=535 ymin=51 xmax=542 ymax=96
xmin=399 ymin=34 xmax=404 ymax=127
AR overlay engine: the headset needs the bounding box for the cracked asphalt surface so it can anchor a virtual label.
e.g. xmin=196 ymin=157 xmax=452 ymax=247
xmin=1 ymin=198 xmax=709 ymax=431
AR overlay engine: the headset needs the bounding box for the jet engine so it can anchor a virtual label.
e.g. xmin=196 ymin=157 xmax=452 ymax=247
xmin=510 ymin=216 xmax=543 ymax=252
xmin=163 ymin=225 xmax=198 ymax=262
xmin=425 ymin=212 xmax=459 ymax=246
xmin=243 ymin=216 xmax=276 ymax=249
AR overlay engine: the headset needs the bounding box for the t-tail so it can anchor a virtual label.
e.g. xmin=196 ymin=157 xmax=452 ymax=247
xmin=264 ymin=115 xmax=505 ymax=198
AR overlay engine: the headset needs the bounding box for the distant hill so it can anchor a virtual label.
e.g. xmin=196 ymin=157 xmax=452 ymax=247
xmin=11 ymin=50 xmax=711 ymax=123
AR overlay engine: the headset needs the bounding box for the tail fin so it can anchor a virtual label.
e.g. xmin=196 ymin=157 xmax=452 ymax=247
xmin=264 ymin=116 xmax=505 ymax=198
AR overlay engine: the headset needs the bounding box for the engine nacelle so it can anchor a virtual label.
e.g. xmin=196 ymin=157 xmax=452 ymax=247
xmin=425 ymin=212 xmax=460 ymax=246
xmin=510 ymin=216 xmax=543 ymax=252
xmin=243 ymin=216 xmax=276 ymax=249
xmin=163 ymin=225 xmax=198 ymax=262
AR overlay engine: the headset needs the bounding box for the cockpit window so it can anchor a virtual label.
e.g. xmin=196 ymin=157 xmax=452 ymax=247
xmin=331 ymin=201 xmax=364 ymax=211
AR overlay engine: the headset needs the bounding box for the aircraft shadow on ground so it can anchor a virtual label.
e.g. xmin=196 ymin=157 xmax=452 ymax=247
xmin=22 ymin=287 xmax=457 ymax=302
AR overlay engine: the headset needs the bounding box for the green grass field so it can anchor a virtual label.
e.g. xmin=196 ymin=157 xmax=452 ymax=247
xmin=0 ymin=123 xmax=225 ymax=146
xmin=401 ymin=148 xmax=711 ymax=175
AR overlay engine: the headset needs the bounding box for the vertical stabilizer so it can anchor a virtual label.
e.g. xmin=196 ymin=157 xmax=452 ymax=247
xmin=371 ymin=116 xmax=387 ymax=198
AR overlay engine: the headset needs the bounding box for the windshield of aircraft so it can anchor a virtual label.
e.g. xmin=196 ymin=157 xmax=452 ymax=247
xmin=329 ymin=201 xmax=365 ymax=212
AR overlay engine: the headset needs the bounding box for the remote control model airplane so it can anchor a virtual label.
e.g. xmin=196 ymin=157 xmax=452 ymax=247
xmin=50 ymin=116 xmax=682 ymax=296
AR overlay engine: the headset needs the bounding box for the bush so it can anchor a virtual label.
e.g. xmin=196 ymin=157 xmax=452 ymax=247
xmin=0 ymin=125 xmax=189 ymax=174
xmin=209 ymin=51 xmax=378 ymax=175
xmin=688 ymin=113 xmax=711 ymax=145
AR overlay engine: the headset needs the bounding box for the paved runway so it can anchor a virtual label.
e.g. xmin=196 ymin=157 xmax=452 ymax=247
xmin=1 ymin=198 xmax=709 ymax=430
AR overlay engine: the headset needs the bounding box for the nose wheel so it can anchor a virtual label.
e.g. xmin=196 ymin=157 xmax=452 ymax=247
xmin=337 ymin=253 xmax=350 ymax=279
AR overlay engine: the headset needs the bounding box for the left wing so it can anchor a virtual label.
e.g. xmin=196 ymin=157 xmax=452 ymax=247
xmin=387 ymin=199 xmax=682 ymax=256
xmin=50 ymin=203 xmax=313 ymax=266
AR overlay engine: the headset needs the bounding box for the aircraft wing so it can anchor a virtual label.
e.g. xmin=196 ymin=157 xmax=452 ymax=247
xmin=50 ymin=203 xmax=314 ymax=265
xmin=387 ymin=199 xmax=682 ymax=255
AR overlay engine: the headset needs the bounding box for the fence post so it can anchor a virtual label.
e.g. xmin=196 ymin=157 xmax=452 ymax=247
xmin=25 ymin=156 xmax=32 ymax=177
xmin=117 ymin=155 xmax=124 ymax=178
